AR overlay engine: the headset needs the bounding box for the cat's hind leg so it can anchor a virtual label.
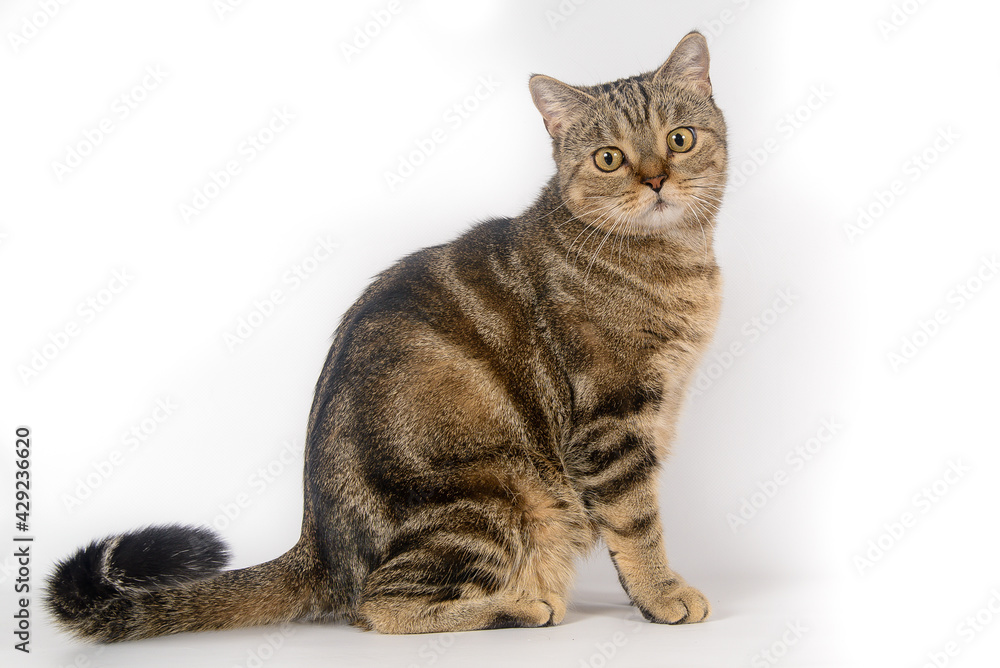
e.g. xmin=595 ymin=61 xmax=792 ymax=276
xmin=357 ymin=583 xmax=557 ymax=634
xmin=355 ymin=475 xmax=585 ymax=634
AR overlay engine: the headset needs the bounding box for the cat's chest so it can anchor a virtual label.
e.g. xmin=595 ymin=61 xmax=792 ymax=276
xmin=581 ymin=265 xmax=721 ymax=367
xmin=551 ymin=271 xmax=718 ymax=423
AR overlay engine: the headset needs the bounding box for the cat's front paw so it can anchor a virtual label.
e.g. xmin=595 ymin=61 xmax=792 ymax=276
xmin=638 ymin=582 xmax=710 ymax=624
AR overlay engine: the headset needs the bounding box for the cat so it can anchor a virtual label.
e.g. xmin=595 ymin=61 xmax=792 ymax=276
xmin=46 ymin=31 xmax=727 ymax=641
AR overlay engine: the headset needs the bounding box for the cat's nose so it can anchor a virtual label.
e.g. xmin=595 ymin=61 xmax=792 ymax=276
xmin=642 ymin=174 xmax=667 ymax=192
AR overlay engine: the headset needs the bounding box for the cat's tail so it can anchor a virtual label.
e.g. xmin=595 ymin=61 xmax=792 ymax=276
xmin=44 ymin=525 xmax=327 ymax=642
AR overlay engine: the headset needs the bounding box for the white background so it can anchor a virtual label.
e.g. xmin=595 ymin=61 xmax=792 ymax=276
xmin=2 ymin=1 xmax=999 ymax=666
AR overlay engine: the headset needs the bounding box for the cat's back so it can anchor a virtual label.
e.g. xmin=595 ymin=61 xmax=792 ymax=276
xmin=342 ymin=215 xmax=537 ymax=352
xmin=306 ymin=215 xmax=551 ymax=446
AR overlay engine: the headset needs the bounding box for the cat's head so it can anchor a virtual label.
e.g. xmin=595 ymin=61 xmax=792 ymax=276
xmin=529 ymin=32 xmax=727 ymax=239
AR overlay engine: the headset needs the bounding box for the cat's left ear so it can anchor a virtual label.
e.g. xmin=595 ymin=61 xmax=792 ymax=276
xmin=654 ymin=31 xmax=712 ymax=96
xmin=529 ymin=75 xmax=596 ymax=139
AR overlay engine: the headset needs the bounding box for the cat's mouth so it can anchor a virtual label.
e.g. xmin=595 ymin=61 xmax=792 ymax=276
xmin=632 ymin=194 xmax=688 ymax=232
xmin=647 ymin=194 xmax=682 ymax=217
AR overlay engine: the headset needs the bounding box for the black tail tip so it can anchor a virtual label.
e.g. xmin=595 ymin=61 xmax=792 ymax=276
xmin=45 ymin=525 xmax=230 ymax=637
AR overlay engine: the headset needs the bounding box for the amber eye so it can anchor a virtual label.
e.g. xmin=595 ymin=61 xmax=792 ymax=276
xmin=667 ymin=127 xmax=696 ymax=153
xmin=594 ymin=147 xmax=625 ymax=172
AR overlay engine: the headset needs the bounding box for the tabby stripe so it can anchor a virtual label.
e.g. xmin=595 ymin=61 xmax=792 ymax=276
xmin=607 ymin=511 xmax=658 ymax=540
xmin=590 ymin=386 xmax=661 ymax=421
xmin=582 ymin=447 xmax=657 ymax=505
xmin=387 ymin=523 xmax=514 ymax=567
xmin=577 ymin=433 xmax=644 ymax=477
xmin=636 ymin=84 xmax=652 ymax=125
xmin=427 ymin=531 xmax=514 ymax=568
xmin=618 ymin=84 xmax=646 ymax=130
xmin=578 ymin=442 xmax=654 ymax=489
xmin=566 ymin=418 xmax=617 ymax=451
xmin=373 ymin=543 xmax=505 ymax=594
xmin=369 ymin=583 xmax=464 ymax=603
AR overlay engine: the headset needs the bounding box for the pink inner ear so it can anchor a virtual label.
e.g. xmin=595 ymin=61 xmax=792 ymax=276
xmin=529 ymin=76 xmax=594 ymax=138
xmin=541 ymin=101 xmax=574 ymax=137
xmin=657 ymin=33 xmax=712 ymax=95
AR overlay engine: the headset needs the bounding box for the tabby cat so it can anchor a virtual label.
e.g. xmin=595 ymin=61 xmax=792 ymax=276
xmin=47 ymin=31 xmax=727 ymax=640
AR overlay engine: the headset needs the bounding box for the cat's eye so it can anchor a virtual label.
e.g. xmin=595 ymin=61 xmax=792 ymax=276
xmin=667 ymin=127 xmax=696 ymax=153
xmin=594 ymin=147 xmax=625 ymax=172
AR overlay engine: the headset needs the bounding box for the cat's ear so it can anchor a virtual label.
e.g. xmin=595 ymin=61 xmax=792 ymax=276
xmin=654 ymin=31 xmax=712 ymax=96
xmin=529 ymin=75 xmax=595 ymax=139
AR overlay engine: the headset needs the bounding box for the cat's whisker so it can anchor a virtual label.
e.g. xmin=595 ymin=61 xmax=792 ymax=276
xmin=573 ymin=206 xmax=627 ymax=314
xmin=688 ymin=194 xmax=719 ymax=220
xmin=679 ymin=171 xmax=728 ymax=182
xmin=614 ymin=211 xmax=636 ymax=266
xmin=563 ymin=200 xmax=621 ymax=244
xmin=584 ymin=212 xmax=627 ymax=281
xmin=563 ymin=202 xmax=622 ymax=262
xmin=558 ymin=202 xmax=620 ymax=245
xmin=684 ymin=198 xmax=713 ymax=262
xmin=574 ymin=206 xmax=622 ymax=268
xmin=688 ymin=192 xmax=722 ymax=214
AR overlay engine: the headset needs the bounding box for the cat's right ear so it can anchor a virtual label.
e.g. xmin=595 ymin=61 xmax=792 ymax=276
xmin=529 ymin=75 xmax=595 ymax=139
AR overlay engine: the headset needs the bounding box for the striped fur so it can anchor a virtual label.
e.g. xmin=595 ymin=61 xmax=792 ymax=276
xmin=46 ymin=31 xmax=726 ymax=640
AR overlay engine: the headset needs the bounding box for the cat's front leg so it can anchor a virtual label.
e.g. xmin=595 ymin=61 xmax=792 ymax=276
xmin=589 ymin=476 xmax=710 ymax=624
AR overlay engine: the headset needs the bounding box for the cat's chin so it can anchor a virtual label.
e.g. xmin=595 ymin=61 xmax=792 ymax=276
xmin=632 ymin=200 xmax=689 ymax=235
